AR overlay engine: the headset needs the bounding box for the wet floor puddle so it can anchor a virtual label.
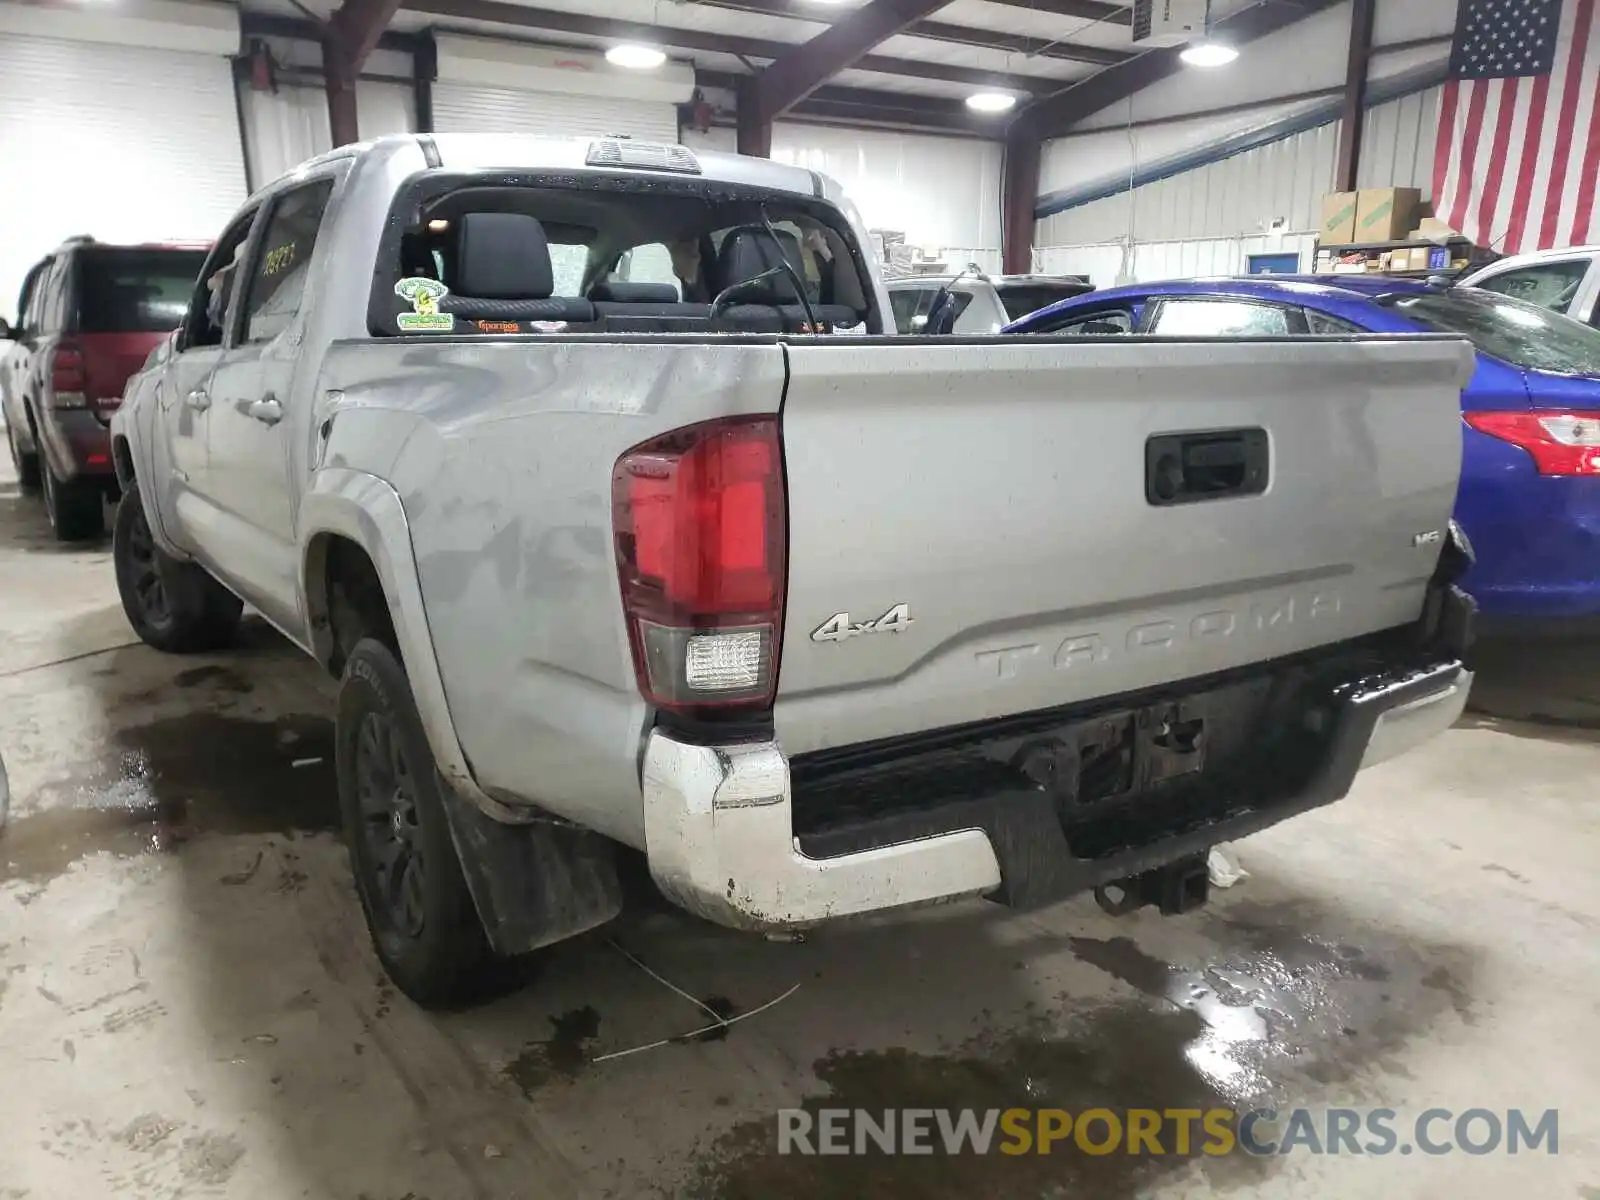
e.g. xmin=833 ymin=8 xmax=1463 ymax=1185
xmin=687 ymin=902 xmax=1478 ymax=1200
xmin=0 ymin=713 xmax=337 ymax=884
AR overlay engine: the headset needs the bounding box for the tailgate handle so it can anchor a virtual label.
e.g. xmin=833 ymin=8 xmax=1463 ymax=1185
xmin=1146 ymin=428 xmax=1268 ymax=506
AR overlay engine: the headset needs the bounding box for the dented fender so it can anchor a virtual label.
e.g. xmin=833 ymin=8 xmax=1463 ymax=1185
xmin=299 ymin=468 xmax=515 ymax=822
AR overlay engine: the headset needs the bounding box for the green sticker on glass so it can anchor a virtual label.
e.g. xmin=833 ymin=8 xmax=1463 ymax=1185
xmin=395 ymin=277 xmax=454 ymax=332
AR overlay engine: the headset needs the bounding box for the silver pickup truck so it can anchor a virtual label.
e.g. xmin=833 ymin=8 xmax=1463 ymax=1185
xmin=112 ymin=134 xmax=1477 ymax=1008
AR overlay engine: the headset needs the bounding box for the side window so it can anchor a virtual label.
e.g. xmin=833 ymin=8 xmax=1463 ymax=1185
xmin=1472 ymin=260 xmax=1590 ymax=314
xmin=891 ymin=288 xmax=971 ymax=333
xmin=1304 ymin=309 xmax=1364 ymax=335
xmin=41 ymin=257 xmax=73 ymax=333
xmin=546 ymin=243 xmax=590 ymax=298
xmin=1037 ymin=310 xmax=1134 ymax=336
xmin=18 ymin=260 xmax=50 ymax=333
xmin=240 ymin=179 xmax=335 ymax=344
xmin=1150 ymin=299 xmax=1295 ymax=337
xmin=889 ymin=288 xmax=924 ymax=334
xmin=613 ymin=243 xmax=681 ymax=296
xmin=185 ymin=210 xmax=259 ymax=350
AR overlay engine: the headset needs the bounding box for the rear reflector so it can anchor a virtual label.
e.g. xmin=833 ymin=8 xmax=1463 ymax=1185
xmin=612 ymin=417 xmax=786 ymax=714
xmin=49 ymin=343 xmax=86 ymax=409
xmin=1465 ymin=410 xmax=1600 ymax=476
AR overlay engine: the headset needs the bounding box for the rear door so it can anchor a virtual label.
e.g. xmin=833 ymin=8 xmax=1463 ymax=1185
xmin=156 ymin=210 xmax=260 ymax=559
xmin=774 ymin=335 xmax=1473 ymax=755
xmin=203 ymin=173 xmax=338 ymax=631
xmin=2 ymin=258 xmax=49 ymax=435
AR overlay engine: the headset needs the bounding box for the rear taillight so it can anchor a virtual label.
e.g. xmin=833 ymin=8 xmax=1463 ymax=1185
xmin=1465 ymin=410 xmax=1600 ymax=476
xmin=49 ymin=343 xmax=86 ymax=409
xmin=612 ymin=416 xmax=787 ymax=715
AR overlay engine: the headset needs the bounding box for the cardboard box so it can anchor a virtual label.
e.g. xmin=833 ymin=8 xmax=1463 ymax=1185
xmin=1411 ymin=216 xmax=1458 ymax=243
xmin=1354 ymin=187 xmax=1423 ymax=242
xmin=1320 ymin=191 xmax=1359 ymax=244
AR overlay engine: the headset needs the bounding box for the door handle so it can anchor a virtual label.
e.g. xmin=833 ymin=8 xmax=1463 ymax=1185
xmin=248 ymin=397 xmax=283 ymax=427
xmin=186 ymin=388 xmax=211 ymax=412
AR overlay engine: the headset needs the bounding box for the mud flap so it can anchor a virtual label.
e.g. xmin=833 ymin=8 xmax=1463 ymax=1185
xmin=438 ymin=789 xmax=623 ymax=957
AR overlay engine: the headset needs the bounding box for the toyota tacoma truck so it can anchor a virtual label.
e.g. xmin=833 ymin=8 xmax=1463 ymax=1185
xmin=111 ymin=133 xmax=1477 ymax=1008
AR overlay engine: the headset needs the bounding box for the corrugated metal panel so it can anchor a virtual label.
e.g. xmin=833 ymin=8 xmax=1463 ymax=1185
xmin=1039 ymin=122 xmax=1338 ymax=246
xmin=1356 ymin=85 xmax=1442 ymax=194
xmin=1039 ymin=81 xmax=1445 ymax=259
xmin=433 ymin=84 xmax=678 ymax=143
xmin=1036 ymin=233 xmax=1318 ymax=287
xmin=772 ymin=123 xmax=1002 ymax=264
xmin=0 ymin=33 xmax=246 ymax=321
xmin=242 ymin=80 xmax=414 ymax=191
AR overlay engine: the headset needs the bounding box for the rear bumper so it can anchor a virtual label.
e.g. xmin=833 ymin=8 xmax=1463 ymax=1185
xmin=36 ymin=408 xmax=114 ymax=480
xmin=641 ymin=658 xmax=1470 ymax=930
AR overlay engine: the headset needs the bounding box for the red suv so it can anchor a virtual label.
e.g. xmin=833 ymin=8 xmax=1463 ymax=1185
xmin=3 ymin=237 xmax=209 ymax=540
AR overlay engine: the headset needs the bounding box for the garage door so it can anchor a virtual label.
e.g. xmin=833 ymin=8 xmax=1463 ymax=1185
xmin=0 ymin=34 xmax=246 ymax=322
xmin=432 ymin=84 xmax=678 ymax=144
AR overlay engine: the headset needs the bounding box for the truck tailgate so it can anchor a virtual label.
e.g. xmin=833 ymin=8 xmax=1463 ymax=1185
xmin=775 ymin=336 xmax=1473 ymax=756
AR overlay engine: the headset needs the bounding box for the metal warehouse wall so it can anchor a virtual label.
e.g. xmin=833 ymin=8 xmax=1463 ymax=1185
xmin=685 ymin=121 xmax=1003 ymax=271
xmin=1036 ymin=86 xmax=1445 ymax=286
xmin=1355 ymin=84 xmax=1443 ymax=192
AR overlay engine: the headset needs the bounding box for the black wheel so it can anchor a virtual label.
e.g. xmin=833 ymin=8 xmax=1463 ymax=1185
xmin=6 ymin=421 xmax=40 ymax=493
xmin=337 ymin=638 xmax=493 ymax=1009
xmin=113 ymin=488 xmax=242 ymax=652
xmin=41 ymin=458 xmax=104 ymax=541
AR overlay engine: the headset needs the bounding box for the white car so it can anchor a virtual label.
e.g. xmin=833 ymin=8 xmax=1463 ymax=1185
xmin=1461 ymin=245 xmax=1600 ymax=327
xmin=886 ymin=272 xmax=1094 ymax=334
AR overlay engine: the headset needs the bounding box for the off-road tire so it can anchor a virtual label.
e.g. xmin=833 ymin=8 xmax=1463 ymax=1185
xmin=113 ymin=488 xmax=242 ymax=652
xmin=6 ymin=421 xmax=40 ymax=493
xmin=337 ymin=638 xmax=495 ymax=1009
xmin=42 ymin=458 xmax=104 ymax=541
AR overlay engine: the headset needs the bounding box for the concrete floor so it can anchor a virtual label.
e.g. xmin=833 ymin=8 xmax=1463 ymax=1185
xmin=2 ymin=451 xmax=1598 ymax=1200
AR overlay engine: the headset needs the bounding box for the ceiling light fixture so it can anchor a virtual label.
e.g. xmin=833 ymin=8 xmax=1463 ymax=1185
xmin=1180 ymin=40 xmax=1239 ymax=68
xmin=965 ymin=91 xmax=1017 ymax=114
xmin=606 ymin=43 xmax=667 ymax=69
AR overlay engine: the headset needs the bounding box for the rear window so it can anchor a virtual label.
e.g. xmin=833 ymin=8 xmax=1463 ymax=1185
xmin=997 ymin=283 xmax=1092 ymax=323
xmin=77 ymin=249 xmax=207 ymax=333
xmin=1391 ymin=289 xmax=1600 ymax=377
xmin=374 ymin=172 xmax=880 ymax=335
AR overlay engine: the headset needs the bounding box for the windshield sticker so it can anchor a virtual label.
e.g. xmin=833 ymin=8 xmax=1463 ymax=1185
xmin=395 ymin=277 xmax=453 ymax=332
xmin=473 ymin=320 xmax=522 ymax=334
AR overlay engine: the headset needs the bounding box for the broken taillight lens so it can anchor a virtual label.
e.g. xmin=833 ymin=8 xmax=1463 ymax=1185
xmin=612 ymin=416 xmax=787 ymax=715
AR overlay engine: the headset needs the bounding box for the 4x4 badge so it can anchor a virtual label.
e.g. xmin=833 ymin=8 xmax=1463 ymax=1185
xmin=812 ymin=604 xmax=914 ymax=643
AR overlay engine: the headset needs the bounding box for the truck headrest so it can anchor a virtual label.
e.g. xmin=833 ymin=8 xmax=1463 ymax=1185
xmin=455 ymin=212 xmax=554 ymax=300
xmin=716 ymin=228 xmax=806 ymax=302
xmin=590 ymin=280 xmax=681 ymax=303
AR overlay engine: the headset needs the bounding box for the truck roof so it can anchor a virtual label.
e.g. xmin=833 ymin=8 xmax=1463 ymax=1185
xmin=288 ymin=133 xmax=824 ymax=201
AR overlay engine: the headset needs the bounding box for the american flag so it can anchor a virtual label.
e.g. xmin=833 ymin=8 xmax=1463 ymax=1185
xmin=1432 ymin=0 xmax=1600 ymax=254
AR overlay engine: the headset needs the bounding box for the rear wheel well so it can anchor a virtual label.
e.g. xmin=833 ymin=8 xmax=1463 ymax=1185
xmin=112 ymin=436 xmax=136 ymax=490
xmin=309 ymin=535 xmax=398 ymax=676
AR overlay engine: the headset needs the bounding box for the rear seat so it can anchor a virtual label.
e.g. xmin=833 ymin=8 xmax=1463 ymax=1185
xmin=440 ymin=213 xmax=595 ymax=323
xmin=715 ymin=228 xmax=862 ymax=332
xmin=589 ymin=280 xmax=710 ymax=321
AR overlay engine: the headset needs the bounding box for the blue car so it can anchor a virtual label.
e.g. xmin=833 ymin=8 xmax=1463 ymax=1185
xmin=1007 ymin=277 xmax=1600 ymax=633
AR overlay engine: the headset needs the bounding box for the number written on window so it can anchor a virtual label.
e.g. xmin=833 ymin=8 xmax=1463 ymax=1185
xmin=263 ymin=242 xmax=297 ymax=277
